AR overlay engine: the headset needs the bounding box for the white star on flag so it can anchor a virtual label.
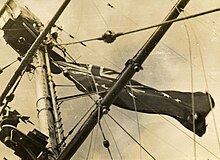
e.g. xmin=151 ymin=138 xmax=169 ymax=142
xmin=175 ymin=98 xmax=181 ymax=103
xmin=101 ymin=84 xmax=109 ymax=90
xmin=161 ymin=92 xmax=171 ymax=98
xmin=131 ymin=88 xmax=146 ymax=93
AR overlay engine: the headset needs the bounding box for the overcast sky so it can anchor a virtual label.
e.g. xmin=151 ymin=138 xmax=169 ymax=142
xmin=0 ymin=0 xmax=220 ymax=159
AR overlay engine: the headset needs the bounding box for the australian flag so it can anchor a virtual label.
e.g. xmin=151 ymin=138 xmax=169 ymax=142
xmin=56 ymin=61 xmax=215 ymax=137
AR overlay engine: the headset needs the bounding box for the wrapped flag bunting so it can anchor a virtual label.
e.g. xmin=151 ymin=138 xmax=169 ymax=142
xmin=56 ymin=61 xmax=215 ymax=137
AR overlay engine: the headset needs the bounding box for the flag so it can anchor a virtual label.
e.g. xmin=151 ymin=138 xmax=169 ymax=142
xmin=56 ymin=61 xmax=215 ymax=137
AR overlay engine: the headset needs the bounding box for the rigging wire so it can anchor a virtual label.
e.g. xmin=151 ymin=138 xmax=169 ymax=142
xmin=86 ymin=50 xmax=115 ymax=160
xmin=55 ymin=0 xmax=140 ymax=69
xmin=54 ymin=0 xmax=84 ymax=47
xmin=80 ymin=0 xmax=130 ymax=69
xmin=133 ymin=95 xmax=220 ymax=160
xmin=105 ymin=0 xmax=220 ymax=38
xmin=100 ymin=0 xmax=115 ymax=9
xmin=57 ymin=84 xmax=220 ymax=159
xmin=0 ymin=69 xmax=25 ymax=116
xmin=97 ymin=0 xmax=141 ymax=68
xmin=56 ymin=29 xmax=121 ymax=67
xmin=98 ymin=121 xmax=114 ymax=160
xmin=54 ymin=59 xmax=218 ymax=159
xmin=183 ymin=11 xmax=220 ymax=153
xmin=57 ymin=8 xmax=220 ymax=46
xmin=55 ymin=73 xmax=216 ymax=159
xmin=162 ymin=113 xmax=220 ymax=160
xmin=176 ymin=4 xmax=220 ymax=157
xmin=100 ymin=0 xmax=219 ymax=83
xmin=191 ymin=16 xmax=220 ymax=38
xmin=103 ymin=117 xmax=123 ymax=160
xmin=55 ymin=0 xmax=84 ymax=62
xmin=159 ymin=40 xmax=218 ymax=82
xmin=112 ymin=4 xmax=220 ymax=84
xmin=91 ymin=0 xmax=128 ymax=67
xmin=54 ymin=63 xmax=217 ymax=158
xmin=86 ymin=129 xmax=94 ymax=159
xmin=90 ymin=125 xmax=99 ymax=159
xmin=10 ymin=2 xmax=218 ymax=159
xmin=170 ymin=2 xmax=220 ymax=158
xmin=49 ymin=59 xmax=96 ymax=103
xmin=55 ymin=84 xmax=76 ymax=87
xmin=81 ymin=45 xmax=122 ymax=69
xmin=107 ymin=113 xmax=156 ymax=160
xmin=92 ymin=0 xmax=110 ymax=29
xmin=54 ymin=25 xmax=75 ymax=40
xmin=57 ymin=91 xmax=107 ymax=103
xmin=171 ymin=3 xmax=198 ymax=158
xmin=53 ymin=7 xmax=219 ymax=86
xmin=185 ymin=20 xmax=197 ymax=160
xmin=54 ymin=16 xmax=123 ymax=69
xmin=73 ymin=0 xmax=83 ymax=38
xmin=57 ymin=56 xmax=150 ymax=159
xmin=55 ymin=44 xmax=76 ymax=62
xmin=104 ymin=2 xmax=140 ymax=27
xmin=60 ymin=2 xmax=217 ymax=160
xmin=189 ymin=3 xmax=220 ymax=29
xmin=79 ymin=2 xmax=129 ymax=154
xmin=55 ymin=2 xmax=133 ymax=157
xmin=57 ymin=103 xmax=96 ymax=147
xmin=86 ymin=65 xmax=102 ymax=121
xmin=113 ymin=107 xmax=191 ymax=159
xmin=0 ymin=57 xmax=22 ymax=74
xmin=128 ymin=81 xmax=142 ymax=160
xmin=1 ymin=1 xmax=218 ymax=160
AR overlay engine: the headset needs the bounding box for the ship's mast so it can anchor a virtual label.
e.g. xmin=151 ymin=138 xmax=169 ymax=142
xmin=57 ymin=0 xmax=190 ymax=159
xmin=33 ymin=49 xmax=59 ymax=157
xmin=0 ymin=0 xmax=71 ymax=110
xmin=0 ymin=0 xmax=71 ymax=158
xmin=44 ymin=47 xmax=65 ymax=151
xmin=0 ymin=0 xmax=192 ymax=159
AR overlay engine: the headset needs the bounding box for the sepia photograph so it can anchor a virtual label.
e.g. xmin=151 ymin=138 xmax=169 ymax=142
xmin=0 ymin=0 xmax=220 ymax=159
